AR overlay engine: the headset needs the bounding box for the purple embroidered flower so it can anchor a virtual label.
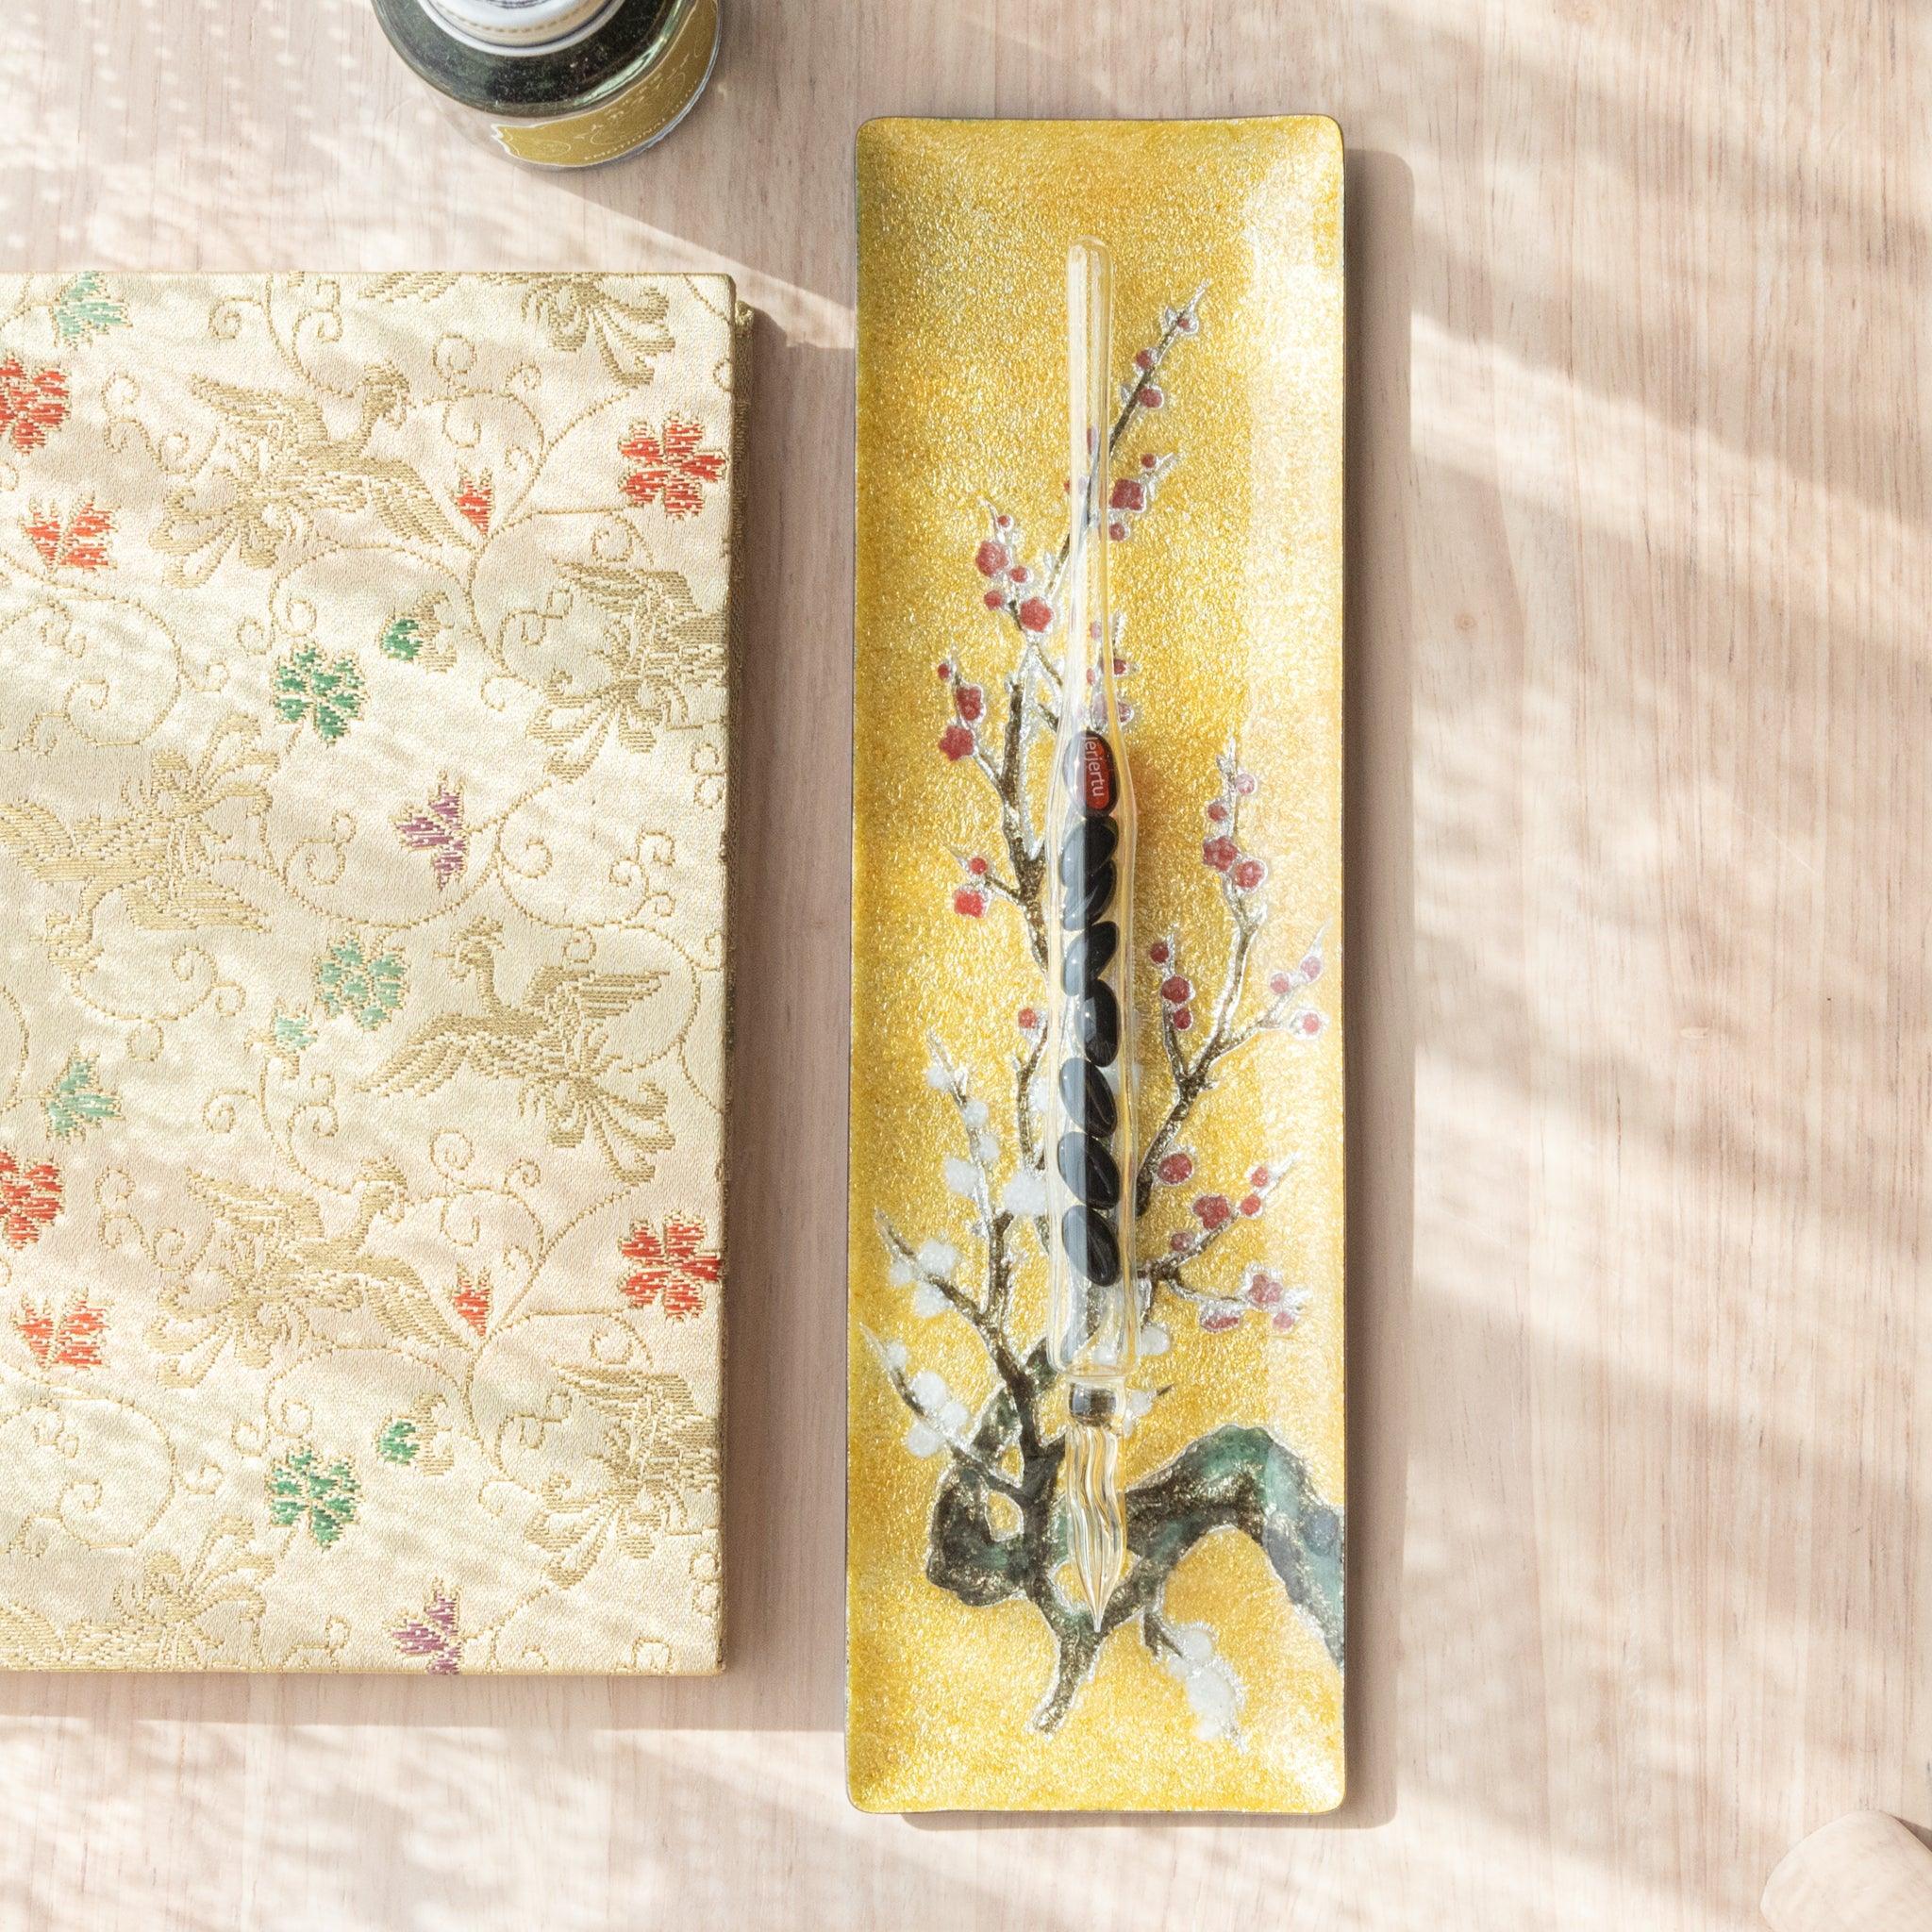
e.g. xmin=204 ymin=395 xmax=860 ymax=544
xmin=394 ymin=782 xmax=468 ymax=891
xmin=390 ymin=1585 xmax=462 ymax=1674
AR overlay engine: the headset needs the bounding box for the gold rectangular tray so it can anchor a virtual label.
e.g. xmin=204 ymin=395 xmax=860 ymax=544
xmin=848 ymin=118 xmax=1346 ymax=1811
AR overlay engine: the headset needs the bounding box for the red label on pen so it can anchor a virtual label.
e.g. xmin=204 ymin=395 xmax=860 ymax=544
xmin=1078 ymin=733 xmax=1116 ymax=814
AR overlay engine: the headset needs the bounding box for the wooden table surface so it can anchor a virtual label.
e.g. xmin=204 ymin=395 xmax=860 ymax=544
xmin=4 ymin=3 xmax=1925 ymax=1926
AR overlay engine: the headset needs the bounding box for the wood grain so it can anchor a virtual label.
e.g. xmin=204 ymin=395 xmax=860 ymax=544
xmin=0 ymin=2 xmax=1925 ymax=1925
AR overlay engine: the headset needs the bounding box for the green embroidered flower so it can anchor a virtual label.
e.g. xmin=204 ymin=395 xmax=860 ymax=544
xmin=267 ymin=1446 xmax=360 ymax=1549
xmin=272 ymin=647 xmax=366 ymax=744
xmin=375 ymin=596 xmax=451 ymax=671
xmin=375 ymin=1417 xmax=420 ymax=1466
xmin=315 ymin=936 xmax=407 ymax=1031
xmin=272 ymin=1011 xmax=316 ymax=1057
xmin=53 ymin=272 xmax=129 ymax=345
xmin=42 ymin=1054 xmax=120 ymax=1140
xmin=379 ymin=615 xmax=424 ymax=662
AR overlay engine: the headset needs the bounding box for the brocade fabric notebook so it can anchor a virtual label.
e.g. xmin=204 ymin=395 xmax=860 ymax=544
xmin=849 ymin=120 xmax=1345 ymax=1810
xmin=0 ymin=272 xmax=739 ymax=1673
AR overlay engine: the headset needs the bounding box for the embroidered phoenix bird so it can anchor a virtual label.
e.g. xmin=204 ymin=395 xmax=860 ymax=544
xmin=155 ymin=359 xmax=460 ymax=582
xmin=149 ymin=1159 xmax=465 ymax=1386
xmin=0 ymin=713 xmax=276 ymax=970
xmin=523 ymin=1363 xmax=720 ymax=1586
xmin=366 ymin=918 xmax=673 ymax=1182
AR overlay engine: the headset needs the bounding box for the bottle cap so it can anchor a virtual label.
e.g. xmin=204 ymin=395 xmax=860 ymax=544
xmin=414 ymin=0 xmax=626 ymax=53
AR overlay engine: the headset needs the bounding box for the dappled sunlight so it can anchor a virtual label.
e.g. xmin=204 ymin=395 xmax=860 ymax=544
xmin=1 ymin=0 xmax=1927 ymax=1924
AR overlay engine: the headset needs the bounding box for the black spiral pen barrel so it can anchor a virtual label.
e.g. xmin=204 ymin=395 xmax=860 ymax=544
xmin=1054 ymin=733 xmax=1127 ymax=1311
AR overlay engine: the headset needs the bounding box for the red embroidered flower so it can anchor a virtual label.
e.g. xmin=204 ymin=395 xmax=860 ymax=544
xmin=1299 ymin=1010 xmax=1324 ymax=1037
xmin=1155 ymin=1151 xmax=1194 ymax=1187
xmin=1250 ymin=1163 xmax=1272 ymax=1188
xmin=983 ymin=590 xmax=1004 ymax=609
xmin=1199 ymin=1303 xmax=1241 ymax=1332
xmin=1269 ymin=971 xmax=1296 ymax=996
xmin=1192 ymin=1192 xmax=1234 ymax=1232
xmin=14 ymin=1295 xmax=101 ymax=1369
xmin=1137 ymin=385 xmax=1164 ymax=409
xmin=1016 ymin=596 xmax=1054 ymax=633
xmin=954 ymin=683 xmax=985 ymax=724
xmin=0 ymin=357 xmax=69 ymax=455
xmin=1016 ymin=1006 xmax=1041 ymax=1033
xmin=1205 ymin=800 xmax=1228 ymax=824
xmin=953 ymin=886 xmax=987 ymax=918
xmin=974 ymin=540 xmax=1008 ymax=577
xmin=966 ymin=855 xmax=989 ymax=876
xmin=939 ymin=722 xmax=975 ymax=761
xmin=0 ymin=1153 xmax=60 ymax=1248
xmin=454 ymin=471 xmax=492 ymax=533
xmin=1109 ymin=478 xmax=1146 ymax=514
xmin=1148 ymin=939 xmax=1170 ymax=965
xmin=1159 ymin=974 xmax=1192 ymax=1006
xmin=1202 ymin=835 xmax=1238 ymax=873
xmin=1232 ymin=856 xmax=1268 ymax=891
xmin=620 ymin=415 xmax=726 ymax=519
xmin=620 ymin=1215 xmax=721 ymax=1320
xmin=1239 ymin=1192 xmax=1264 ymax=1218
xmin=25 ymin=498 xmax=112 ymax=571
xmin=452 ymin=1269 xmax=491 ymax=1336
xmin=1172 ymin=1007 xmax=1193 ymax=1030
xmin=1300 ymin=949 xmax=1323 ymax=981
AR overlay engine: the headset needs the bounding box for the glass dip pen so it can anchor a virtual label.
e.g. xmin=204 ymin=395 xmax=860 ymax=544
xmin=1042 ymin=237 xmax=1139 ymax=1624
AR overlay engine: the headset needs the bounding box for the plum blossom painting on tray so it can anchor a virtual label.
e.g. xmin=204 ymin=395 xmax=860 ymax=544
xmin=0 ymin=272 xmax=742 ymax=1674
xmin=848 ymin=119 xmax=1346 ymax=1812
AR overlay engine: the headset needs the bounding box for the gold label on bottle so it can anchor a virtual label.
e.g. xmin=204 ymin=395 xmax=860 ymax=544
xmin=491 ymin=0 xmax=717 ymax=167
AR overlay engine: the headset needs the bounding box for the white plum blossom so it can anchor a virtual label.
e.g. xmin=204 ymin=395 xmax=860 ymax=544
xmin=911 ymin=1282 xmax=949 ymax=1319
xmin=943 ymin=1157 xmax=979 ymax=1199
xmin=1158 ymin=1620 xmax=1246 ymax=1743
xmin=888 ymin=1256 xmax=914 ymax=1287
xmin=904 ymin=1369 xmax=972 ymax=1457
xmin=924 ymin=1047 xmax=953 ymax=1091
xmin=960 ymin=1097 xmax=989 ymax=1130
xmin=915 ymin=1239 xmax=958 ymax=1278
xmin=1138 ymin=1320 xmax=1171 ymax=1358
xmin=1001 ymin=1164 xmax=1048 ymax=1216
xmin=969 ymin=1130 xmax=997 ymax=1165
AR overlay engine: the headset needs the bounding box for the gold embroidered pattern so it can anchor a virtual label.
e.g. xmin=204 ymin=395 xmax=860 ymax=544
xmin=0 ymin=273 xmax=738 ymax=1674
